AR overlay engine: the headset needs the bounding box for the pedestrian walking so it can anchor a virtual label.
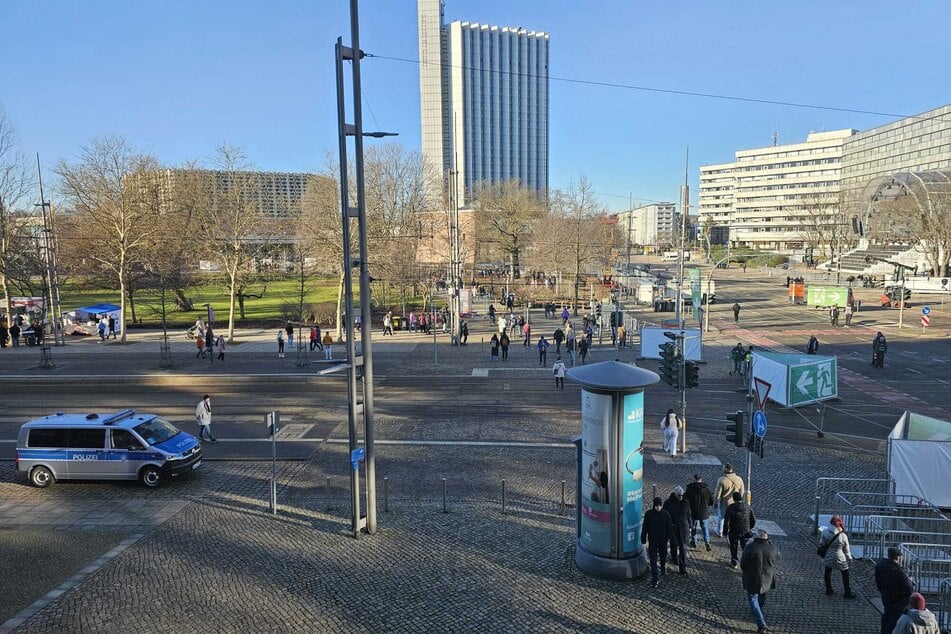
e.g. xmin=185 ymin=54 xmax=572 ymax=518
xmin=553 ymin=327 xmax=564 ymax=353
xmin=618 ymin=323 xmax=627 ymax=348
xmin=537 ymin=335 xmax=549 ymax=366
xmin=875 ymin=547 xmax=914 ymax=634
xmin=460 ymin=321 xmax=469 ymax=345
xmin=685 ymin=473 xmax=714 ymax=550
xmin=715 ymin=464 xmax=745 ymax=537
xmin=561 ymin=306 xmax=570 ymax=326
xmin=322 ymin=331 xmax=333 ymax=360
xmin=578 ymin=337 xmax=589 ymax=365
xmin=892 ymin=592 xmax=940 ymax=634
xmin=498 ymin=316 xmax=507 ymax=335
xmin=641 ymin=496 xmax=675 ymax=588
xmin=829 ymin=306 xmax=840 ymax=327
xmin=215 ymin=335 xmax=225 ymax=361
xmin=740 ymin=528 xmax=779 ymax=634
xmin=725 ymin=492 xmax=756 ymax=568
xmin=195 ymin=394 xmax=217 ymax=442
xmin=10 ymin=322 xmax=20 ymax=347
xmin=662 ymin=486 xmax=692 ymax=575
xmin=488 ymin=304 xmax=496 ymax=323
xmin=490 ymin=334 xmax=500 ymax=361
xmin=730 ymin=343 xmax=746 ymax=376
xmin=195 ymin=334 xmax=205 ymax=358
xmin=660 ymin=409 xmax=680 ymax=457
xmin=807 ymin=335 xmax=819 ymax=355
xmin=872 ymin=331 xmax=887 ymax=368
xmin=733 ymin=302 xmax=741 ymax=324
xmin=844 ymin=303 xmax=854 ymax=327
xmin=818 ymin=516 xmax=855 ymax=598
xmin=552 ymin=357 xmax=566 ymax=390
xmin=499 ymin=332 xmax=510 ymax=361
xmin=277 ymin=329 xmax=285 ymax=358
xmin=566 ymin=334 xmax=576 ymax=367
xmin=310 ymin=327 xmax=318 ymax=351
xmin=409 ymin=311 xmax=417 ymax=333
xmin=98 ymin=320 xmax=108 ymax=342
xmin=286 ymin=323 xmax=294 ymax=347
xmin=108 ymin=315 xmax=117 ymax=339
xmin=522 ymin=320 xmax=532 ymax=346
xmin=0 ymin=322 xmax=7 ymax=348
xmin=383 ymin=312 xmax=394 ymax=336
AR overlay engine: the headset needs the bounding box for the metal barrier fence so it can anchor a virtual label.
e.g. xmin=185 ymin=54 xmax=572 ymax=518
xmin=864 ymin=515 xmax=951 ymax=562
xmin=938 ymin=578 xmax=951 ymax=633
xmin=813 ymin=476 xmax=894 ymax=535
xmin=899 ymin=543 xmax=951 ymax=595
xmin=831 ymin=491 xmax=930 ymax=536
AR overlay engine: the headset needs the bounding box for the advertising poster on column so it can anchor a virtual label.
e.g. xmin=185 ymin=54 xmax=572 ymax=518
xmin=621 ymin=392 xmax=645 ymax=554
xmin=580 ymin=390 xmax=614 ymax=556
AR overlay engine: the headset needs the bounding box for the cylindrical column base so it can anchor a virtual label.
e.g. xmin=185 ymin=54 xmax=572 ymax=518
xmin=574 ymin=542 xmax=649 ymax=581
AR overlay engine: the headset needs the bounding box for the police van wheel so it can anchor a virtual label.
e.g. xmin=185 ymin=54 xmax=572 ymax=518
xmin=30 ymin=466 xmax=54 ymax=488
xmin=139 ymin=466 xmax=163 ymax=488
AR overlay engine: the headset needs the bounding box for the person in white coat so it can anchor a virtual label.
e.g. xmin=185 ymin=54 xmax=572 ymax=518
xmin=195 ymin=394 xmax=217 ymax=442
xmin=552 ymin=357 xmax=566 ymax=390
xmin=661 ymin=409 xmax=680 ymax=457
xmin=819 ymin=516 xmax=855 ymax=598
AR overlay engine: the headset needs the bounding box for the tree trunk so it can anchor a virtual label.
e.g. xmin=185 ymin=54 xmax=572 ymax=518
xmin=227 ymin=268 xmax=237 ymax=342
xmin=335 ymin=269 xmax=345 ymax=342
xmin=1 ymin=273 xmax=11 ymax=333
xmin=119 ymin=275 xmax=128 ymax=343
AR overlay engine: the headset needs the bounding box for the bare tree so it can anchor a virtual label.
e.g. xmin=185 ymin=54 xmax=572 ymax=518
xmin=797 ymin=191 xmax=856 ymax=262
xmin=472 ymin=180 xmax=546 ymax=283
xmin=536 ymin=176 xmax=616 ymax=314
xmin=0 ymin=108 xmax=36 ymax=326
xmin=873 ymin=184 xmax=951 ymax=277
xmin=56 ymin=137 xmax=160 ymax=342
xmin=192 ymin=145 xmax=278 ymax=342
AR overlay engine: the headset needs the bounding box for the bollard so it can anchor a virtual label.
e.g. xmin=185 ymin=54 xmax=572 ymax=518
xmin=442 ymin=478 xmax=448 ymax=513
xmin=560 ymin=480 xmax=566 ymax=516
xmin=383 ymin=477 xmax=389 ymax=513
xmin=501 ymin=479 xmax=507 ymax=515
xmin=325 ymin=476 xmax=332 ymax=511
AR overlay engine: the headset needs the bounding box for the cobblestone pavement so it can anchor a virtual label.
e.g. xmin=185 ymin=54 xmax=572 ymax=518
xmin=3 ymin=432 xmax=887 ymax=633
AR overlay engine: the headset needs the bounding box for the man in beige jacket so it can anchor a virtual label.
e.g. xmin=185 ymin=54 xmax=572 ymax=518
xmin=714 ymin=463 xmax=745 ymax=537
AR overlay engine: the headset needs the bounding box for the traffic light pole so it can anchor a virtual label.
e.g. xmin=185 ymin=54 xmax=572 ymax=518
xmin=679 ymin=336 xmax=687 ymax=454
xmin=745 ymin=360 xmax=755 ymax=504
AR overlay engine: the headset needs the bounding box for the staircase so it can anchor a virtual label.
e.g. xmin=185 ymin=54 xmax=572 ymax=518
xmin=828 ymin=244 xmax=921 ymax=276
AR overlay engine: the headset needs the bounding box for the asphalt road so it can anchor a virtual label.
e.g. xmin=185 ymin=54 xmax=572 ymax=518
xmin=2 ymin=262 xmax=949 ymax=464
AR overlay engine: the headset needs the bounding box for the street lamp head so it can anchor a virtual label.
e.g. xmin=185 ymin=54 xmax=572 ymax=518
xmin=363 ymin=131 xmax=399 ymax=138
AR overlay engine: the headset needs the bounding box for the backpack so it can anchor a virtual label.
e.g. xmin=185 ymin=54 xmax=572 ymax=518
xmin=817 ymin=531 xmax=840 ymax=557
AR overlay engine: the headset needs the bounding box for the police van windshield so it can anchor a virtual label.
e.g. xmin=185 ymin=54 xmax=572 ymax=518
xmin=133 ymin=418 xmax=180 ymax=446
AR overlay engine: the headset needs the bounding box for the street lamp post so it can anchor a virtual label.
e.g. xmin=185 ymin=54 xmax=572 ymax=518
xmin=335 ymin=0 xmax=398 ymax=539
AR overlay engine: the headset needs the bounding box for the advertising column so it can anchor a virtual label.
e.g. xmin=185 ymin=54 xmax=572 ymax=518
xmin=621 ymin=392 xmax=645 ymax=555
xmin=580 ymin=391 xmax=614 ymax=555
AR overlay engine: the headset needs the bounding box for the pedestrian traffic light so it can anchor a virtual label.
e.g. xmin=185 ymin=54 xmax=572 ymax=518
xmin=658 ymin=342 xmax=679 ymax=387
xmin=726 ymin=410 xmax=745 ymax=447
xmin=684 ymin=360 xmax=699 ymax=388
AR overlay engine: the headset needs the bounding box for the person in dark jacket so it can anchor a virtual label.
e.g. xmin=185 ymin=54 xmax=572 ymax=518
xmin=807 ymin=335 xmax=819 ymax=354
xmin=875 ymin=547 xmax=914 ymax=634
xmin=662 ymin=486 xmax=692 ymax=575
xmin=641 ymin=496 xmax=674 ymax=588
xmin=725 ymin=491 xmax=756 ymax=568
xmin=741 ymin=528 xmax=779 ymax=634
xmin=685 ymin=473 xmax=715 ymax=550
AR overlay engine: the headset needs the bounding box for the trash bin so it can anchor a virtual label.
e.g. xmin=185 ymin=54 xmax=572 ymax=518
xmin=392 ymin=316 xmax=402 ymax=330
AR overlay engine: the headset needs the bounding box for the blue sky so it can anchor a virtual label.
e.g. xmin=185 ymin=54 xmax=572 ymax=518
xmin=2 ymin=0 xmax=950 ymax=211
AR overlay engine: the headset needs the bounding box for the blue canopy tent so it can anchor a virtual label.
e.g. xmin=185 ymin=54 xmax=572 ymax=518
xmin=64 ymin=303 xmax=122 ymax=334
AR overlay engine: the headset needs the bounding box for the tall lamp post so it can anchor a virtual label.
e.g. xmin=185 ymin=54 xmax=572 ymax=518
xmin=335 ymin=0 xmax=398 ymax=538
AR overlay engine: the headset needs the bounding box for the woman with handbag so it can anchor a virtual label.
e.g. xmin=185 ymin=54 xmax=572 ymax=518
xmin=818 ymin=516 xmax=856 ymax=597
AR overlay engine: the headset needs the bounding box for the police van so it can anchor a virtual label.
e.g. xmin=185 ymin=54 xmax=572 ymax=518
xmin=16 ymin=409 xmax=203 ymax=489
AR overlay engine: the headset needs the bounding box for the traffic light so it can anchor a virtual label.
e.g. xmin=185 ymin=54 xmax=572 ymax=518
xmin=726 ymin=410 xmax=745 ymax=447
xmin=658 ymin=342 xmax=680 ymax=387
xmin=684 ymin=360 xmax=699 ymax=388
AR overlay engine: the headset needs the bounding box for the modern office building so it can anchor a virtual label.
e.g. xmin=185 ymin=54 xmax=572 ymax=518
xmin=615 ymin=202 xmax=678 ymax=248
xmin=417 ymin=0 xmax=550 ymax=206
xmin=698 ymin=129 xmax=856 ymax=251
xmin=841 ymin=103 xmax=951 ymax=205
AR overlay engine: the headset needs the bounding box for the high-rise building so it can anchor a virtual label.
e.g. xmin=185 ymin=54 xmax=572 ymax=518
xmin=417 ymin=0 xmax=549 ymax=206
xmin=615 ymin=203 xmax=678 ymax=248
xmin=698 ymin=130 xmax=855 ymax=251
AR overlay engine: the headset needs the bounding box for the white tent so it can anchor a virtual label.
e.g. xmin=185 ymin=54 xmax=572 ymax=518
xmin=887 ymin=411 xmax=951 ymax=508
